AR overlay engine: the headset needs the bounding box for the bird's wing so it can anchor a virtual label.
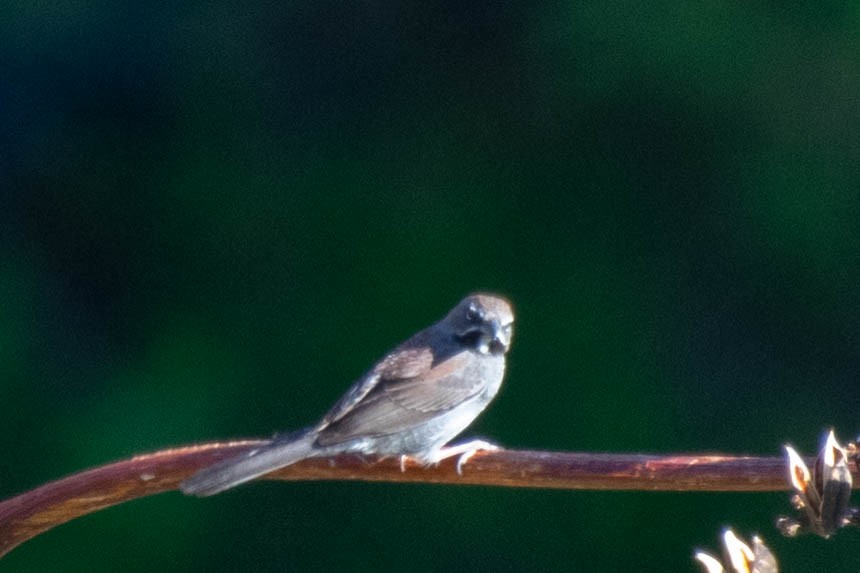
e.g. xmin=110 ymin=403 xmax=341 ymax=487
xmin=314 ymin=350 xmax=484 ymax=446
xmin=381 ymin=352 xmax=484 ymax=412
xmin=318 ymin=345 xmax=434 ymax=428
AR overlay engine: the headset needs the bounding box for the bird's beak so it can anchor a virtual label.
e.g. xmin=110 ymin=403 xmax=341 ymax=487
xmin=488 ymin=320 xmax=512 ymax=354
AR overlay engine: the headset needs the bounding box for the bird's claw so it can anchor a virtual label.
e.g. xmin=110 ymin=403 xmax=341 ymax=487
xmin=398 ymin=440 xmax=500 ymax=474
xmin=453 ymin=440 xmax=499 ymax=475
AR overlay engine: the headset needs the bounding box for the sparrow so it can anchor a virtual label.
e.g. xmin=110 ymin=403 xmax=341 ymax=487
xmin=180 ymin=293 xmax=514 ymax=496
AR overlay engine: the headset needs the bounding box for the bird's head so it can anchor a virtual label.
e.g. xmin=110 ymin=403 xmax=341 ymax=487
xmin=447 ymin=293 xmax=514 ymax=356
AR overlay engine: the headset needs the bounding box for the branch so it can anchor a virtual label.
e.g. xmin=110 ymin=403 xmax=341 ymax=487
xmin=0 ymin=440 xmax=832 ymax=558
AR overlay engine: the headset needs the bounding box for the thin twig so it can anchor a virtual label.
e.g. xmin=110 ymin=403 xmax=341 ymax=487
xmin=0 ymin=440 xmax=830 ymax=558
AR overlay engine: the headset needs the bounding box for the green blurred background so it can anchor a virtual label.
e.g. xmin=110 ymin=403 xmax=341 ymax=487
xmin=2 ymin=1 xmax=860 ymax=571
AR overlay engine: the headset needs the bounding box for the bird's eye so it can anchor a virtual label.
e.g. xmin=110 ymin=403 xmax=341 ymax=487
xmin=466 ymin=304 xmax=482 ymax=323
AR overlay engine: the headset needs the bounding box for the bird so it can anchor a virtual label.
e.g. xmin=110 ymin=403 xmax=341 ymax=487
xmin=180 ymin=293 xmax=514 ymax=496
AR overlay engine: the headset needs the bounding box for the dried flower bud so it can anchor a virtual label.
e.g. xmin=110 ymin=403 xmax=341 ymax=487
xmin=695 ymin=529 xmax=778 ymax=573
xmin=778 ymin=430 xmax=854 ymax=538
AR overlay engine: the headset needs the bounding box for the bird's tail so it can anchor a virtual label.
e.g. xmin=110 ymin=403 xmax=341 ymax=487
xmin=180 ymin=431 xmax=316 ymax=497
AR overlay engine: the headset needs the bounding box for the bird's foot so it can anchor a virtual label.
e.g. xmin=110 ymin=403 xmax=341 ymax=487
xmin=431 ymin=439 xmax=500 ymax=475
